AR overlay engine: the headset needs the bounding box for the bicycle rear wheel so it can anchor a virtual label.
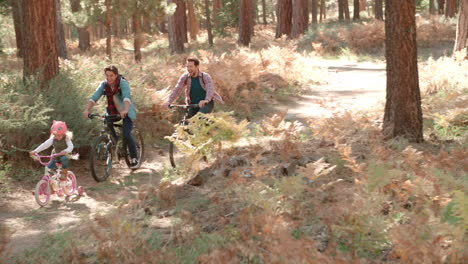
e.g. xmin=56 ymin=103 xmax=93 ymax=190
xmin=123 ymin=128 xmax=145 ymax=170
xmin=90 ymin=135 xmax=113 ymax=182
xmin=34 ymin=179 xmax=50 ymax=206
xmin=169 ymin=141 xmax=177 ymax=168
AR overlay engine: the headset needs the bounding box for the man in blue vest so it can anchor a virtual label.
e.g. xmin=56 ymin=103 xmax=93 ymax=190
xmin=83 ymin=65 xmax=139 ymax=169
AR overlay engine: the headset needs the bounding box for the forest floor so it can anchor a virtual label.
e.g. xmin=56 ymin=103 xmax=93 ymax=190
xmin=1 ymin=60 xmax=387 ymax=259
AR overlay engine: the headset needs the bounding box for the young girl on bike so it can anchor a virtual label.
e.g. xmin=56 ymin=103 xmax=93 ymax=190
xmin=29 ymin=121 xmax=74 ymax=180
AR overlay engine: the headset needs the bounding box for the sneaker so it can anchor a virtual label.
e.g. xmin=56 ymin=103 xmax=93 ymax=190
xmin=129 ymin=158 xmax=139 ymax=169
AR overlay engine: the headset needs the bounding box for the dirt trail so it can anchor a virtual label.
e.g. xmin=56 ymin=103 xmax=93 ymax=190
xmin=1 ymin=148 xmax=168 ymax=257
xmin=0 ymin=61 xmax=386 ymax=259
xmin=273 ymin=60 xmax=386 ymax=120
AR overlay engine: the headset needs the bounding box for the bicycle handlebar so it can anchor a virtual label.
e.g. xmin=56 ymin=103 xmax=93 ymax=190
xmin=169 ymin=104 xmax=200 ymax=109
xmin=32 ymin=153 xmax=64 ymax=166
xmin=88 ymin=113 xmax=121 ymax=120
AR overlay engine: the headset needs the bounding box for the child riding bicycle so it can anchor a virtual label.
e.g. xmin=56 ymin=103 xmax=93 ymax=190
xmin=29 ymin=121 xmax=74 ymax=180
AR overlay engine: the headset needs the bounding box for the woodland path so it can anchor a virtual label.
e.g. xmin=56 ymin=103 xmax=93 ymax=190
xmin=0 ymin=60 xmax=386 ymax=259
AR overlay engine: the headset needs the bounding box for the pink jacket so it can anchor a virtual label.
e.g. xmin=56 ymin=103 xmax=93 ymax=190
xmin=167 ymin=72 xmax=224 ymax=104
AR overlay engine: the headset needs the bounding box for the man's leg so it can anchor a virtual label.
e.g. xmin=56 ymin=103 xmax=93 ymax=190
xmin=123 ymin=116 xmax=138 ymax=160
xmin=187 ymin=107 xmax=199 ymax=119
xmin=107 ymin=121 xmax=119 ymax=142
xmin=187 ymin=101 xmax=214 ymax=119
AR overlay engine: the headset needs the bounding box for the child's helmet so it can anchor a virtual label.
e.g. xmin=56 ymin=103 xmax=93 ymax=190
xmin=50 ymin=120 xmax=68 ymax=136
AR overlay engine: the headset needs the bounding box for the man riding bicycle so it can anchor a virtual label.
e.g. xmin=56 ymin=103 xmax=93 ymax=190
xmin=163 ymin=57 xmax=224 ymax=117
xmin=83 ymin=65 xmax=139 ymax=169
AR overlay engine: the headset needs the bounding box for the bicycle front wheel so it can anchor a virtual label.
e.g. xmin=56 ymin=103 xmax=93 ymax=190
xmin=124 ymin=128 xmax=145 ymax=170
xmin=62 ymin=171 xmax=77 ymax=196
xmin=34 ymin=179 xmax=50 ymax=206
xmin=90 ymin=135 xmax=113 ymax=182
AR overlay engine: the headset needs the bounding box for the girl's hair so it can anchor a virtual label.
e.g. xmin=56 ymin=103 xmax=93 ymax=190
xmin=104 ymin=65 xmax=119 ymax=75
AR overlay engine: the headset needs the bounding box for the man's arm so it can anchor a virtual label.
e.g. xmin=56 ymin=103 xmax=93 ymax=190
xmin=83 ymin=82 xmax=105 ymax=118
xmin=164 ymin=74 xmax=187 ymax=108
xmin=199 ymin=73 xmax=214 ymax=107
xmin=119 ymin=80 xmax=132 ymax=118
xmin=203 ymin=73 xmax=215 ymax=101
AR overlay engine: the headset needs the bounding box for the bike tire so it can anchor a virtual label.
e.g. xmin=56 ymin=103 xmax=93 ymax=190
xmin=62 ymin=171 xmax=77 ymax=196
xmin=123 ymin=128 xmax=145 ymax=170
xmin=169 ymin=141 xmax=177 ymax=168
xmin=34 ymin=179 xmax=50 ymax=206
xmin=90 ymin=135 xmax=113 ymax=182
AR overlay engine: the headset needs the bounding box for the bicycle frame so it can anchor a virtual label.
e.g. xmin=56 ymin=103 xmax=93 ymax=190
xmin=169 ymin=104 xmax=200 ymax=125
xmin=33 ymin=153 xmax=64 ymax=189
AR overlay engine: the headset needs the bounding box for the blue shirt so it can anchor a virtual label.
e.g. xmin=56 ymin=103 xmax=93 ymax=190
xmin=89 ymin=78 xmax=137 ymax=120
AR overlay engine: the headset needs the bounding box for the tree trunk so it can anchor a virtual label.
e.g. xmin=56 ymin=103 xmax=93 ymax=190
xmin=454 ymin=0 xmax=467 ymax=58
xmin=353 ymin=0 xmax=360 ymax=20
xmin=375 ymin=0 xmax=383 ymax=20
xmin=187 ymin=0 xmax=199 ymax=40
xmin=429 ymin=0 xmax=436 ymax=15
xmin=291 ymin=0 xmax=309 ymax=38
xmin=252 ymin=0 xmax=257 ymax=35
xmin=105 ymin=0 xmax=112 ymax=60
xmin=132 ymin=11 xmax=142 ymax=62
xmin=11 ymin=0 xmax=24 ymax=57
xmin=276 ymin=0 xmax=292 ymax=38
xmin=213 ymin=0 xmax=221 ymax=29
xmin=445 ymin=0 xmax=457 ymax=17
xmin=320 ymin=0 xmax=325 ymax=22
xmin=383 ymin=0 xmax=423 ymax=142
xmin=168 ymin=0 xmax=185 ymax=53
xmin=438 ymin=0 xmax=445 ymax=15
xmin=262 ymin=0 xmax=267 ymax=24
xmin=311 ymin=0 xmax=318 ymax=24
xmin=159 ymin=21 xmax=168 ymax=34
xmin=360 ymin=0 xmax=366 ymax=11
xmin=254 ymin=0 xmax=259 ymax=25
xmin=344 ymin=0 xmax=350 ymax=20
xmin=70 ymin=0 xmax=90 ymax=51
xmin=142 ymin=15 xmax=152 ymax=34
xmin=112 ymin=17 xmax=119 ymax=37
xmin=22 ymin=0 xmax=59 ymax=84
xmin=181 ymin=0 xmax=188 ymax=43
xmin=238 ymin=0 xmax=253 ymax=46
xmin=55 ymin=0 xmax=68 ymax=59
xmin=338 ymin=0 xmax=344 ymax=20
xmin=205 ymin=0 xmax=214 ymax=46
xmin=78 ymin=28 xmax=91 ymax=51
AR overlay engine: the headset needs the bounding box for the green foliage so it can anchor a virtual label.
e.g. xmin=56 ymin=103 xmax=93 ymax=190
xmin=173 ymin=233 xmax=225 ymax=264
xmin=165 ymin=112 xmax=248 ymax=163
xmin=333 ymin=214 xmax=392 ymax=259
xmin=146 ymin=230 xmax=164 ymax=250
xmin=0 ymin=64 xmax=100 ymax=172
xmin=13 ymin=231 xmax=74 ymax=264
xmin=0 ymin=77 xmax=54 ymax=156
xmin=442 ymin=191 xmax=468 ymax=229
xmin=365 ymin=163 xmax=400 ymax=192
xmin=214 ymin=0 xmax=240 ymax=36
xmin=175 ymin=192 xmax=210 ymax=213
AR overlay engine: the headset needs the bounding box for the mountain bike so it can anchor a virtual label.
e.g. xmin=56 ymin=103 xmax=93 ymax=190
xmin=88 ymin=113 xmax=144 ymax=182
xmin=168 ymin=104 xmax=213 ymax=168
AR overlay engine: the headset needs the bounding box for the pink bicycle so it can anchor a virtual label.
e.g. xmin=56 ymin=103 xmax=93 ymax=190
xmin=32 ymin=153 xmax=84 ymax=206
